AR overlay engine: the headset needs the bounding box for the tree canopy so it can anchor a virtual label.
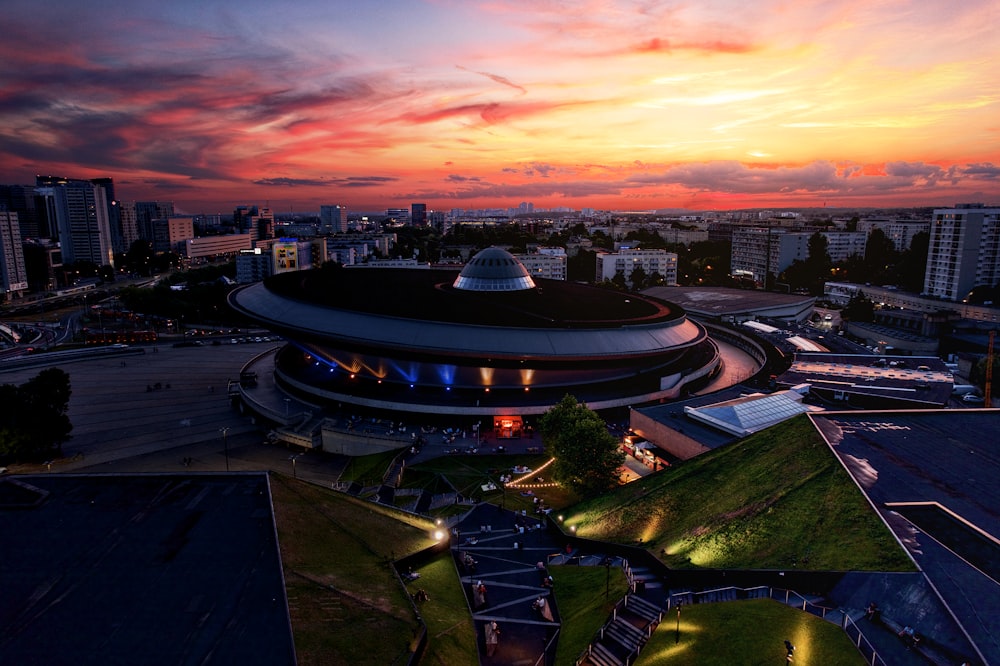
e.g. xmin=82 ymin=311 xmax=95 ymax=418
xmin=538 ymin=395 xmax=625 ymax=495
xmin=0 ymin=368 xmax=73 ymax=462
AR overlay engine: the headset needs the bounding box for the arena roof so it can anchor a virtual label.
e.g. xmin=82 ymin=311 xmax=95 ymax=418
xmin=230 ymin=269 xmax=708 ymax=361
xmin=453 ymin=246 xmax=536 ymax=291
xmin=265 ymin=266 xmax=681 ymax=328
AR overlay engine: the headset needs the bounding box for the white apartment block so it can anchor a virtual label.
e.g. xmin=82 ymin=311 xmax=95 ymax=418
xmin=348 ymin=258 xmax=430 ymax=269
xmin=731 ymin=227 xmax=867 ymax=282
xmin=235 ymin=249 xmax=273 ymax=284
xmin=857 ymin=217 xmax=929 ymax=252
xmin=595 ymin=248 xmax=678 ymax=286
xmin=0 ymin=211 xmax=28 ymax=296
xmin=327 ymin=246 xmax=358 ymax=266
xmin=183 ymin=234 xmax=253 ymax=261
xmin=514 ymin=251 xmax=567 ymax=281
xmin=924 ymin=204 xmax=1000 ymax=301
xmin=822 ymin=231 xmax=868 ymax=263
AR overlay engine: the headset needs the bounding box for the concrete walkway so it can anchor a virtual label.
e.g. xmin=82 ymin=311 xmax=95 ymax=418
xmin=452 ymin=504 xmax=565 ymax=665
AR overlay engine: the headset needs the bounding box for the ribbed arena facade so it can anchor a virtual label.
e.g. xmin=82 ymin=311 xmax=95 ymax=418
xmin=228 ymin=248 xmax=721 ymax=424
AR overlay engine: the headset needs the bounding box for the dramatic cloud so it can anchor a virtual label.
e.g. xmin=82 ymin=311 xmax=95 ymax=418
xmin=0 ymin=0 xmax=996 ymax=211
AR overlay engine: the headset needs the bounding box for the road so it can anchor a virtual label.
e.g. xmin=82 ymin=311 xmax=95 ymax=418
xmin=1 ymin=342 xmax=276 ymax=474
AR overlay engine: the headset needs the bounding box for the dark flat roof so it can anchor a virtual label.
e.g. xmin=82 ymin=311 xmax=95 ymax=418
xmin=811 ymin=410 xmax=1000 ymax=665
xmin=0 ymin=473 xmax=295 ymax=666
xmin=779 ymin=353 xmax=953 ymax=406
xmin=265 ymin=267 xmax=681 ymax=328
xmin=643 ymin=286 xmax=814 ymax=317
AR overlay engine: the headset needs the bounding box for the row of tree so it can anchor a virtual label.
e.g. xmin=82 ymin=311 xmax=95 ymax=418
xmin=0 ymin=369 xmax=73 ymax=463
xmin=778 ymin=229 xmax=930 ymax=295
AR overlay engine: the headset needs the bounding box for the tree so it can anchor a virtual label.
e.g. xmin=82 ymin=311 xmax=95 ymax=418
xmin=628 ymin=265 xmax=648 ymax=291
xmin=0 ymin=368 xmax=73 ymax=462
xmin=539 ymin=395 xmax=625 ymax=495
xmin=862 ymin=228 xmax=897 ymax=284
xmin=841 ymin=291 xmax=875 ymax=323
xmin=897 ymin=231 xmax=930 ymax=293
xmin=567 ymin=249 xmax=596 ymax=282
xmin=20 ymin=368 xmax=73 ymax=455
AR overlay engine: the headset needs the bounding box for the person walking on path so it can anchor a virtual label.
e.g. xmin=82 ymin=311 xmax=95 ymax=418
xmin=485 ymin=620 xmax=500 ymax=657
xmin=473 ymin=580 xmax=487 ymax=609
xmin=532 ymin=595 xmax=554 ymax=621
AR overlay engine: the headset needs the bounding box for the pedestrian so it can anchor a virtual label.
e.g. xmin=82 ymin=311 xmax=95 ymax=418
xmin=533 ymin=595 xmax=554 ymax=621
xmin=485 ymin=620 xmax=500 ymax=656
xmin=473 ymin=581 xmax=484 ymax=608
xmin=474 ymin=581 xmax=488 ymax=608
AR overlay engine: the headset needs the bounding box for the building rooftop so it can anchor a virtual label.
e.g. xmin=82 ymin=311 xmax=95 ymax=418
xmin=811 ymin=410 xmax=1000 ymax=665
xmin=263 ymin=265 xmax=680 ymax=329
xmin=683 ymin=388 xmax=823 ymax=437
xmin=0 ymin=473 xmax=296 ymax=665
xmin=643 ymin=286 xmax=815 ymax=320
xmin=779 ymin=353 xmax=953 ymax=407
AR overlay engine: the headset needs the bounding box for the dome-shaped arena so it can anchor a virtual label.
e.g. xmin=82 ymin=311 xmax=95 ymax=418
xmin=228 ymin=248 xmax=721 ymax=426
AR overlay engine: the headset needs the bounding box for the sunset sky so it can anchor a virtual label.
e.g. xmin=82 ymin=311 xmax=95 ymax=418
xmin=1 ymin=0 xmax=998 ymax=213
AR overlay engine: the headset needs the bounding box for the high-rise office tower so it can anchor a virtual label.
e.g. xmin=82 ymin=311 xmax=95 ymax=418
xmin=924 ymin=204 xmax=1000 ymax=301
xmin=90 ymin=177 xmax=124 ymax=254
xmin=0 ymin=184 xmax=43 ymax=239
xmin=320 ymin=205 xmax=348 ymax=234
xmin=118 ymin=202 xmax=139 ymax=251
xmin=411 ymin=203 xmax=427 ymax=227
xmin=34 ymin=176 xmax=115 ymax=267
xmin=135 ymin=201 xmax=175 ymax=226
xmin=0 ymin=211 xmax=28 ymax=298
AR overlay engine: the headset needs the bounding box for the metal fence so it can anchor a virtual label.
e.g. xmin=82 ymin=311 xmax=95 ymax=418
xmin=665 ymin=585 xmax=886 ymax=666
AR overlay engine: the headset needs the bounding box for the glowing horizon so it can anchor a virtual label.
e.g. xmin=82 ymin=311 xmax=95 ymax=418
xmin=1 ymin=0 xmax=998 ymax=213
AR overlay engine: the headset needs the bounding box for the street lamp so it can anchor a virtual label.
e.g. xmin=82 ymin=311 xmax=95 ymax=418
xmin=289 ymin=452 xmax=303 ymax=478
xmin=675 ymin=601 xmax=682 ymax=644
xmin=219 ymin=427 xmax=230 ymax=472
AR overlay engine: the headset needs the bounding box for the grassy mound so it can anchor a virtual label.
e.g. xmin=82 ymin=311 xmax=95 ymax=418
xmin=637 ymin=598 xmax=867 ymax=665
xmin=270 ymin=472 xmax=440 ymax=665
xmin=562 ymin=415 xmax=913 ymax=571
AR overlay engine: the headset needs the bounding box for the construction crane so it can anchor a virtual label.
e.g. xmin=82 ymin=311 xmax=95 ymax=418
xmin=986 ymin=330 xmax=994 ymax=406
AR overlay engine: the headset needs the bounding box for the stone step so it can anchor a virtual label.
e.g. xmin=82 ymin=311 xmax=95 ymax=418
xmin=624 ymin=594 xmax=662 ymax=623
xmin=605 ymin=620 xmax=644 ymax=652
xmin=587 ymin=641 xmax=622 ymax=666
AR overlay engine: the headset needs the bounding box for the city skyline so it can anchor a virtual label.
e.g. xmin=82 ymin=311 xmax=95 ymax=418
xmin=1 ymin=1 xmax=998 ymax=213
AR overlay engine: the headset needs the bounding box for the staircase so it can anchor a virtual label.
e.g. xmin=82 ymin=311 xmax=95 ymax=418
xmin=578 ymin=593 xmax=664 ymax=666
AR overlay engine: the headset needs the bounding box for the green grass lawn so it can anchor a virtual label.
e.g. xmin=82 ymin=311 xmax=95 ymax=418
xmin=550 ymin=565 xmax=631 ymax=665
xmin=561 ymin=415 xmax=914 ymax=571
xmin=404 ymin=554 xmax=478 ymax=665
xmin=339 ymin=448 xmax=403 ymax=486
xmin=270 ymin=472 xmax=440 ymax=665
xmin=636 ymin=598 xmax=866 ymax=665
